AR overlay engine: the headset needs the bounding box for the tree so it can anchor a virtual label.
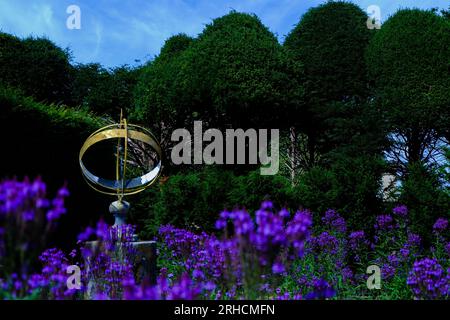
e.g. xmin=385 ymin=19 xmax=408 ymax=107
xmin=70 ymin=63 xmax=110 ymax=110
xmin=178 ymin=11 xmax=289 ymax=129
xmin=284 ymin=1 xmax=372 ymax=169
xmin=366 ymin=9 xmax=450 ymax=175
xmin=71 ymin=63 xmax=140 ymax=116
xmin=399 ymin=162 xmax=450 ymax=243
xmin=0 ymin=34 xmax=72 ymax=104
xmin=132 ymin=33 xmax=195 ymax=154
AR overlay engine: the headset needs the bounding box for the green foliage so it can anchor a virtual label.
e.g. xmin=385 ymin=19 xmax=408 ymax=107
xmin=366 ymin=9 xmax=450 ymax=163
xmin=331 ymin=155 xmax=385 ymax=229
xmin=0 ymin=86 xmax=103 ymax=133
xmin=399 ymin=162 xmax=450 ymax=243
xmin=285 ymin=1 xmax=371 ymax=103
xmin=137 ymin=167 xmax=293 ymax=237
xmin=292 ymin=155 xmax=385 ymax=230
xmin=138 ymin=167 xmax=233 ymax=236
xmin=0 ymin=34 xmax=72 ymax=104
xmin=184 ymin=11 xmax=288 ymax=128
xmin=132 ymin=33 xmax=194 ymax=137
xmin=283 ymin=1 xmax=373 ymax=170
xmin=71 ymin=63 xmax=141 ymax=116
xmin=133 ymin=12 xmax=289 ymax=133
xmin=292 ymin=166 xmax=338 ymax=217
xmin=228 ymin=170 xmax=293 ymax=210
xmin=0 ymin=86 xmax=108 ymax=243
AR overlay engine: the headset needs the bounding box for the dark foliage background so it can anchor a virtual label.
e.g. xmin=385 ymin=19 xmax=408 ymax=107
xmin=0 ymin=2 xmax=449 ymax=244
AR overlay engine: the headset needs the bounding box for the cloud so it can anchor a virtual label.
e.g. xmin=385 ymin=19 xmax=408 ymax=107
xmin=1 ymin=0 xmax=449 ymax=68
xmin=0 ymin=1 xmax=56 ymax=37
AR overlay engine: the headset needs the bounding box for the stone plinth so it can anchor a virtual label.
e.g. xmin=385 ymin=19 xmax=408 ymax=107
xmin=83 ymin=240 xmax=157 ymax=299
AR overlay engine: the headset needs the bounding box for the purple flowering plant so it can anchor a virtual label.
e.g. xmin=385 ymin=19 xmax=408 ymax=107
xmin=1 ymin=177 xmax=449 ymax=300
xmin=0 ymin=177 xmax=69 ymax=296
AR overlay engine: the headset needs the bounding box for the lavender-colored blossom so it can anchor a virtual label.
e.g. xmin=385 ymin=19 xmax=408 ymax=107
xmin=392 ymin=205 xmax=408 ymax=218
xmin=341 ymin=266 xmax=354 ymax=283
xmin=286 ymin=210 xmax=312 ymax=257
xmin=407 ymin=258 xmax=449 ymax=299
xmin=348 ymin=231 xmax=367 ymax=251
xmin=271 ymin=261 xmax=285 ymax=274
xmin=0 ymin=177 xmax=69 ymax=281
xmin=309 ymin=231 xmax=339 ymax=255
xmin=305 ymin=279 xmax=336 ymax=300
xmin=272 ymin=291 xmax=302 ymax=300
xmin=124 ymin=272 xmax=201 ymax=300
xmin=322 ymin=209 xmax=346 ymax=233
xmin=433 ymin=218 xmax=448 ymax=234
xmin=382 ymin=264 xmax=396 ymax=280
xmin=374 ymin=215 xmax=394 ymax=231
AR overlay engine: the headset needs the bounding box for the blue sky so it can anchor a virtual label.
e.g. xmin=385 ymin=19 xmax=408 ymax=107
xmin=0 ymin=0 xmax=447 ymax=68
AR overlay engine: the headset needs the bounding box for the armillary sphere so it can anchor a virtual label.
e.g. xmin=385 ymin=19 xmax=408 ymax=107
xmin=79 ymin=110 xmax=162 ymax=225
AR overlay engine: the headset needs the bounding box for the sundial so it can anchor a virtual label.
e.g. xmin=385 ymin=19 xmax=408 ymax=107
xmin=79 ymin=110 xmax=162 ymax=226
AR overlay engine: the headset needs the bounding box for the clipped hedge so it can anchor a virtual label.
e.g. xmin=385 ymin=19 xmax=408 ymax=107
xmin=0 ymin=86 xmax=108 ymax=246
xmin=135 ymin=167 xmax=294 ymax=237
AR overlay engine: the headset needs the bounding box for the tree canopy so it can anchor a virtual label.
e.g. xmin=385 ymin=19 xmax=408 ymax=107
xmin=284 ymin=1 xmax=373 ymax=167
xmin=366 ymin=9 xmax=450 ymax=170
xmin=0 ymin=34 xmax=72 ymax=104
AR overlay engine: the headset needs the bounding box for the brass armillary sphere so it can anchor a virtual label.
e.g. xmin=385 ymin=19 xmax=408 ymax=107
xmin=79 ymin=110 xmax=162 ymax=226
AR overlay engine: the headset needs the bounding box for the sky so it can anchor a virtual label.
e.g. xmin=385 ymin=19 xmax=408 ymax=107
xmin=0 ymin=0 xmax=448 ymax=68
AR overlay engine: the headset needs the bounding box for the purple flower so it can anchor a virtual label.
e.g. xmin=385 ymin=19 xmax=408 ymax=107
xmin=271 ymin=261 xmax=285 ymax=274
xmin=433 ymin=218 xmax=448 ymax=234
xmin=22 ymin=210 xmax=35 ymax=222
xmin=0 ymin=177 xmax=69 ymax=283
xmin=233 ymin=210 xmax=254 ymax=236
xmin=341 ymin=266 xmax=353 ymax=283
xmin=407 ymin=258 xmax=449 ymax=299
xmin=273 ymin=290 xmax=302 ymax=300
xmin=322 ymin=209 xmax=346 ymax=233
xmin=309 ymin=231 xmax=339 ymax=255
xmin=400 ymin=248 xmax=410 ymax=258
xmin=348 ymin=230 xmax=367 ymax=252
xmin=406 ymin=233 xmax=421 ymax=248
xmin=261 ymin=200 xmax=273 ymax=210
xmin=382 ymin=264 xmax=396 ymax=280
xmin=374 ymin=215 xmax=394 ymax=230
xmin=46 ymin=207 xmax=66 ymax=221
xmin=278 ymin=208 xmax=290 ymax=219
xmin=305 ymin=279 xmax=336 ymax=300
xmin=123 ymin=273 xmax=201 ymax=300
xmin=57 ymin=185 xmax=70 ymax=198
xmin=392 ymin=205 xmax=408 ymax=218
xmin=446 ymin=243 xmax=450 ymax=257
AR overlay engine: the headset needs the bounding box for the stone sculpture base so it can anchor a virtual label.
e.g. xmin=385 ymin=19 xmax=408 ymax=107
xmin=131 ymin=241 xmax=158 ymax=285
xmin=83 ymin=240 xmax=157 ymax=299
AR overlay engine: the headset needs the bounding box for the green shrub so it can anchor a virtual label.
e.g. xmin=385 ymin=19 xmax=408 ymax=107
xmin=292 ymin=156 xmax=385 ymax=230
xmin=0 ymin=86 xmax=108 ymax=244
xmin=228 ymin=170 xmax=292 ymax=210
xmin=292 ymin=166 xmax=338 ymax=217
xmin=0 ymin=33 xmax=73 ymax=104
xmin=331 ymin=156 xmax=385 ymax=229
xmin=138 ymin=167 xmax=234 ymax=236
xmin=138 ymin=167 xmax=293 ymax=237
xmin=399 ymin=162 xmax=450 ymax=243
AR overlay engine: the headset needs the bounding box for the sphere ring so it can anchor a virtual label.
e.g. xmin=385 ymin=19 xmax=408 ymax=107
xmin=79 ymin=123 xmax=162 ymax=197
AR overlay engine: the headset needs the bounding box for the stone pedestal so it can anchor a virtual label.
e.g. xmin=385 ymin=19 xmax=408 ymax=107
xmin=131 ymin=241 xmax=157 ymax=285
xmin=109 ymin=200 xmax=130 ymax=226
xmin=83 ymin=240 xmax=157 ymax=299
